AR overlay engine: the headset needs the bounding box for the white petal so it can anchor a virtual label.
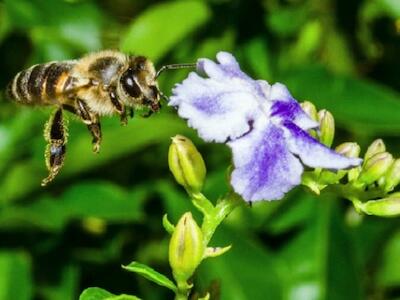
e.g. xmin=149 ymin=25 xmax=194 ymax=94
xmin=283 ymin=121 xmax=362 ymax=169
xmin=270 ymin=83 xmax=318 ymax=130
xmin=169 ymin=52 xmax=270 ymax=142
xmin=228 ymin=117 xmax=303 ymax=202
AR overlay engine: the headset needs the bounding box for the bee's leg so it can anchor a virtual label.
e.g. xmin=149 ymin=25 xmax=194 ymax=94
xmin=142 ymin=101 xmax=160 ymax=118
xmin=76 ymin=99 xmax=102 ymax=153
xmin=142 ymin=110 xmax=153 ymax=118
xmin=41 ymin=108 xmax=67 ymax=186
xmin=87 ymin=118 xmax=102 ymax=153
xmin=109 ymin=89 xmax=128 ymax=126
xmin=128 ymin=108 xmax=134 ymax=119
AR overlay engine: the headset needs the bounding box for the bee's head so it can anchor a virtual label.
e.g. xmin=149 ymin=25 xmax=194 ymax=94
xmin=118 ymin=56 xmax=160 ymax=112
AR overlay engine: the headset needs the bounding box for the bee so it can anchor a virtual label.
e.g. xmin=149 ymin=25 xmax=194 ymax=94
xmin=6 ymin=50 xmax=195 ymax=186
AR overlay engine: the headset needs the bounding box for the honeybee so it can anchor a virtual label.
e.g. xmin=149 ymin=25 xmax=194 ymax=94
xmin=6 ymin=50 xmax=194 ymax=186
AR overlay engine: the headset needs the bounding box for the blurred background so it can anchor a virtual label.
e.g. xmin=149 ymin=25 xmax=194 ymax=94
xmin=0 ymin=0 xmax=400 ymax=299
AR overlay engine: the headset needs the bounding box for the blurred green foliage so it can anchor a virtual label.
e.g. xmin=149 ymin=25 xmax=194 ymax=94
xmin=0 ymin=0 xmax=400 ymax=299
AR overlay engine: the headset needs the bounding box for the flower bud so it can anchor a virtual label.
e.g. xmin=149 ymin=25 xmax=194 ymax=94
xmin=357 ymin=194 xmax=400 ymax=217
xmin=358 ymin=152 xmax=393 ymax=185
xmin=335 ymin=142 xmax=361 ymax=158
xmin=300 ymin=101 xmax=318 ymax=138
xmin=318 ymin=109 xmax=335 ymax=147
xmin=169 ymin=212 xmax=205 ymax=282
xmin=383 ymin=159 xmax=400 ymax=192
xmin=335 ymin=142 xmax=361 ymax=181
xmin=168 ymin=135 xmax=206 ymax=193
xmin=364 ymin=139 xmax=386 ymax=162
xmin=300 ymin=101 xmax=318 ymax=121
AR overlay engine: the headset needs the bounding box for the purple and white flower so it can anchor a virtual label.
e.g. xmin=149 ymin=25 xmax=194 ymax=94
xmin=169 ymin=52 xmax=362 ymax=202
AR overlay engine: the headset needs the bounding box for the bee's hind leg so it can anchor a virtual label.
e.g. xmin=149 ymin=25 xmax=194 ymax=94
xmin=41 ymin=108 xmax=67 ymax=186
xmin=75 ymin=99 xmax=102 ymax=153
xmin=87 ymin=120 xmax=101 ymax=153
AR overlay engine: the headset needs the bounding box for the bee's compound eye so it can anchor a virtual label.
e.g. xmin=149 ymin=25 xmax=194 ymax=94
xmin=121 ymin=71 xmax=141 ymax=98
xmin=149 ymin=85 xmax=159 ymax=99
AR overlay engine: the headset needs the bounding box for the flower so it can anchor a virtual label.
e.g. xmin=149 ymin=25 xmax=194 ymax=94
xmin=169 ymin=52 xmax=362 ymax=202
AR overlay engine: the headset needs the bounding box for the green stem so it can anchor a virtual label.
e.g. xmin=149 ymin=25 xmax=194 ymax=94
xmin=173 ymin=191 xmax=241 ymax=300
xmin=325 ymin=183 xmax=386 ymax=202
xmin=201 ymin=192 xmax=241 ymax=245
xmin=174 ymin=281 xmax=191 ymax=300
xmin=191 ymin=192 xmax=215 ymax=216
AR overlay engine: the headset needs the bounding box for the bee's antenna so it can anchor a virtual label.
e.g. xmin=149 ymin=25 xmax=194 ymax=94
xmin=159 ymin=91 xmax=169 ymax=102
xmin=156 ymin=63 xmax=197 ymax=79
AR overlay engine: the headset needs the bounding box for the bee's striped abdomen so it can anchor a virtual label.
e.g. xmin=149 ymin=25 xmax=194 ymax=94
xmin=7 ymin=62 xmax=75 ymax=105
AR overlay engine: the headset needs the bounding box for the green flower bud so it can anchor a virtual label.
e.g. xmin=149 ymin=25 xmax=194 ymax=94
xmin=169 ymin=212 xmax=205 ymax=282
xmin=300 ymin=101 xmax=318 ymax=138
xmin=335 ymin=142 xmax=361 ymax=158
xmin=383 ymin=159 xmax=400 ymax=192
xmin=358 ymin=152 xmax=393 ymax=185
xmin=317 ymin=109 xmax=335 ymax=147
xmin=168 ymin=135 xmax=206 ymax=193
xmin=357 ymin=194 xmax=400 ymax=217
xmin=335 ymin=142 xmax=361 ymax=181
xmin=364 ymin=139 xmax=386 ymax=162
xmin=300 ymin=101 xmax=318 ymax=121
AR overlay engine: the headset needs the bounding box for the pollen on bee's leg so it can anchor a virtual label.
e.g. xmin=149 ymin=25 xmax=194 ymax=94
xmin=87 ymin=123 xmax=102 ymax=153
xmin=120 ymin=110 xmax=128 ymax=126
xmin=42 ymin=108 xmax=67 ymax=186
xmin=41 ymin=142 xmax=66 ymax=186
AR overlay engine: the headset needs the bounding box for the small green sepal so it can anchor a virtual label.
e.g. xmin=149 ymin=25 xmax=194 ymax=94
xmin=162 ymin=214 xmax=175 ymax=235
xmin=204 ymin=245 xmax=232 ymax=259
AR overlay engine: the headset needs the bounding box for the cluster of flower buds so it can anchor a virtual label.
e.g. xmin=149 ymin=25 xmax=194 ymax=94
xmin=300 ymin=102 xmax=400 ymax=217
xmin=349 ymin=139 xmax=400 ymax=217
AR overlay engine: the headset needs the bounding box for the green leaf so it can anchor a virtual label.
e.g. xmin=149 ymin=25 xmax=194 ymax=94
xmin=79 ymin=287 xmax=141 ymax=300
xmin=122 ymin=261 xmax=177 ymax=292
xmin=0 ymin=252 xmax=33 ymax=300
xmin=0 ymin=182 xmax=145 ymax=232
xmin=276 ymin=197 xmax=363 ymax=300
xmin=62 ymin=115 xmax=190 ymax=180
xmin=240 ymin=37 xmax=272 ymax=80
xmin=377 ymin=230 xmax=400 ymax=287
xmin=60 ymin=182 xmax=144 ymax=221
xmin=0 ymin=3 xmax=11 ymax=43
xmin=80 ymin=288 xmax=114 ymax=300
xmin=39 ymin=264 xmax=80 ymax=300
xmin=282 ymin=66 xmax=400 ymax=134
xmin=121 ymin=0 xmax=211 ymax=61
xmin=108 ymin=296 xmax=141 ymax=300
xmin=266 ymin=6 xmax=308 ymax=37
xmin=5 ymin=0 xmax=102 ymax=60
xmin=266 ymin=193 xmax=316 ymax=234
xmin=0 ymin=197 xmax=68 ymax=231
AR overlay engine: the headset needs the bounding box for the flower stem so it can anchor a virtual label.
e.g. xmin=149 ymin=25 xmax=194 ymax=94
xmin=173 ymin=192 xmax=241 ymax=300
xmin=174 ymin=281 xmax=191 ymax=300
xmin=201 ymin=192 xmax=242 ymax=245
